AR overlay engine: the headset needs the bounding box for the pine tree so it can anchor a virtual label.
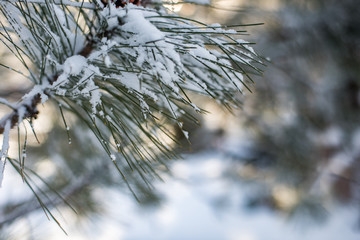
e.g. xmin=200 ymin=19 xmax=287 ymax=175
xmin=0 ymin=0 xmax=262 ymax=231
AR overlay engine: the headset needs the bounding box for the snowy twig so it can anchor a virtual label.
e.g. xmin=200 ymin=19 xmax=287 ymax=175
xmin=0 ymin=95 xmax=41 ymax=135
xmin=0 ymin=7 xmax=114 ymax=135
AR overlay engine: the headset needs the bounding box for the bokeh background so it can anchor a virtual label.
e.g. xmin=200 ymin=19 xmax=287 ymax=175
xmin=1 ymin=0 xmax=360 ymax=239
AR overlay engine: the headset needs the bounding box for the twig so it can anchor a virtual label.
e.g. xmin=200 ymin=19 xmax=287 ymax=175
xmin=0 ymin=94 xmax=41 ymax=134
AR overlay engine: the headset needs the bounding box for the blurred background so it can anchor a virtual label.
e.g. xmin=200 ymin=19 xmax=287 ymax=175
xmin=1 ymin=0 xmax=360 ymax=239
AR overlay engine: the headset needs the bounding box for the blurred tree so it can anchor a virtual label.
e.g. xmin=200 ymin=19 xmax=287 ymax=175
xmin=225 ymin=0 xmax=360 ymax=224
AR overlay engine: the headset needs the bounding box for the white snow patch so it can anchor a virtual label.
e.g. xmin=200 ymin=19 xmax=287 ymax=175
xmin=104 ymin=55 xmax=112 ymax=67
xmin=0 ymin=120 xmax=11 ymax=187
xmin=63 ymin=55 xmax=87 ymax=75
xmin=120 ymin=9 xmax=165 ymax=45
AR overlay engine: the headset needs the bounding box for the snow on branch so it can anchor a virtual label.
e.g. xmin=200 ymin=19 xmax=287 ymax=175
xmin=0 ymin=0 xmax=262 ymax=187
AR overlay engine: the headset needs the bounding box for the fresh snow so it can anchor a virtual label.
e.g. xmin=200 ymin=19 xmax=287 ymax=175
xmin=63 ymin=55 xmax=88 ymax=76
xmin=120 ymin=9 xmax=165 ymax=45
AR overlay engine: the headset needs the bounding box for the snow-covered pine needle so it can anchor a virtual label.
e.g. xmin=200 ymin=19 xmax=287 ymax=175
xmin=0 ymin=0 xmax=262 ymax=189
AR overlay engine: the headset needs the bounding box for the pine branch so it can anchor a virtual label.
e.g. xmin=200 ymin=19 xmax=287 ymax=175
xmin=0 ymin=0 xmax=262 ymax=212
xmin=0 ymin=0 xmax=123 ymax=135
xmin=0 ymin=35 xmax=106 ymax=135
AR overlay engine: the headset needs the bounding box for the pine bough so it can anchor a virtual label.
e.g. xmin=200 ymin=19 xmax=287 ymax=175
xmin=0 ymin=0 xmax=262 ymax=188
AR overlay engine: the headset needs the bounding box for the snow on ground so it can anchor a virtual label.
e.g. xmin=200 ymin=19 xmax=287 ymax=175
xmin=76 ymin=152 xmax=360 ymax=240
xmin=1 ymin=151 xmax=360 ymax=239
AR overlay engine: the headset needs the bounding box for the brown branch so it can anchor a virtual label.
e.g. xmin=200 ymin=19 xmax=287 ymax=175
xmin=0 ymin=94 xmax=41 ymax=134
